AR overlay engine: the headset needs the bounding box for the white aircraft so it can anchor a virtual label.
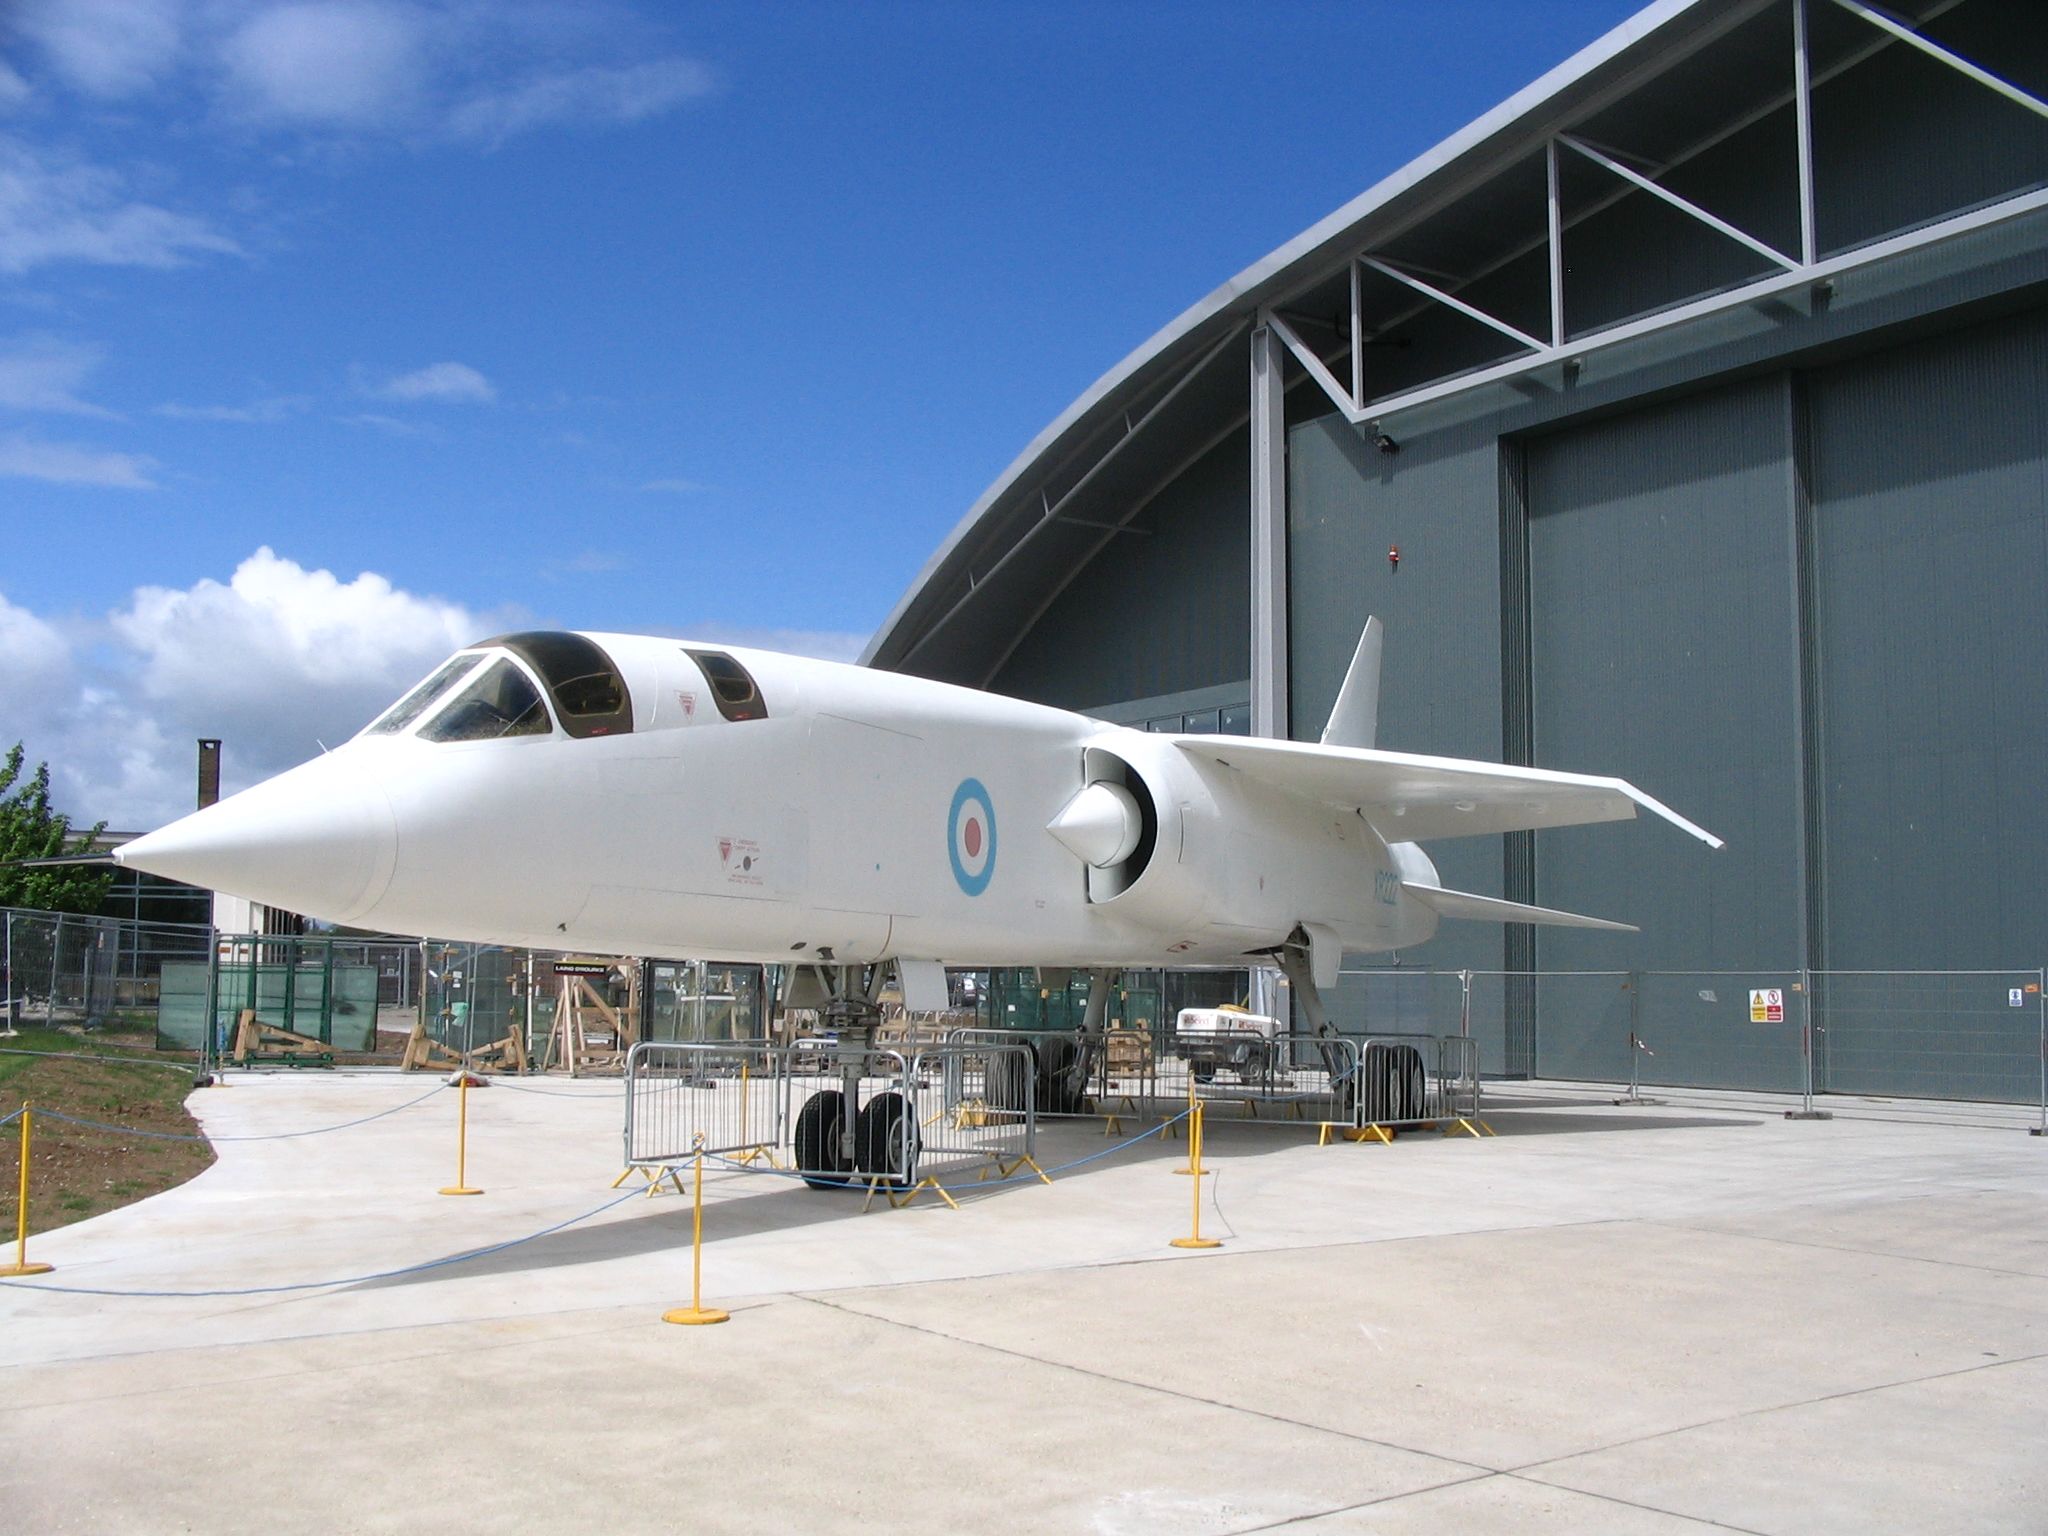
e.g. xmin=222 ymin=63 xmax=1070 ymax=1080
xmin=116 ymin=621 xmax=1716 ymax=1175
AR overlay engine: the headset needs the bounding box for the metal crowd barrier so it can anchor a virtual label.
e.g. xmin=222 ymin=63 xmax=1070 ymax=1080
xmin=938 ymin=1023 xmax=1481 ymax=1133
xmin=625 ymin=1040 xmax=784 ymax=1164
xmin=1154 ymin=1031 xmax=1362 ymax=1126
xmin=624 ymin=1038 xmax=1038 ymax=1191
xmin=942 ymin=1026 xmax=1130 ymax=1118
xmin=1346 ymin=1033 xmax=1481 ymax=1129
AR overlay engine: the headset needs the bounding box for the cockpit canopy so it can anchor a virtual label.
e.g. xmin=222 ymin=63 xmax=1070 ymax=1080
xmin=363 ymin=631 xmax=634 ymax=743
xmin=360 ymin=632 xmax=772 ymax=744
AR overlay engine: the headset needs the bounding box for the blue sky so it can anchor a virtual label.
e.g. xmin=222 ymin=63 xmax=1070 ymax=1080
xmin=1 ymin=0 xmax=1644 ymax=827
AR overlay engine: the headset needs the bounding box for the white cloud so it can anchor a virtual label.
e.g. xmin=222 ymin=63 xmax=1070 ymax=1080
xmin=371 ymin=359 xmax=495 ymax=403
xmin=448 ymin=57 xmax=713 ymax=146
xmin=0 ymin=431 xmax=155 ymax=487
xmin=0 ymin=550 xmax=862 ymax=830
xmin=16 ymin=0 xmax=184 ymax=100
xmin=154 ymin=394 xmax=305 ymax=423
xmin=0 ymin=590 xmax=73 ymax=712
xmin=0 ymin=62 xmax=32 ymax=112
xmin=218 ymin=2 xmax=427 ymax=129
xmin=334 ymin=410 xmax=436 ymax=437
xmin=84 ymin=548 xmax=488 ymax=825
xmin=0 ymin=137 xmax=242 ymax=274
xmin=0 ymin=335 xmax=117 ymax=416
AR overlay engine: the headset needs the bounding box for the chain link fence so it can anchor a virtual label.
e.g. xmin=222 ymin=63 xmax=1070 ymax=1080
xmin=2 ymin=907 xmax=213 ymax=1034
xmin=1336 ymin=965 xmax=2046 ymax=1107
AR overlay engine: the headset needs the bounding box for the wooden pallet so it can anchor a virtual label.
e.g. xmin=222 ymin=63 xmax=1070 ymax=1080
xmin=230 ymin=1008 xmax=335 ymax=1068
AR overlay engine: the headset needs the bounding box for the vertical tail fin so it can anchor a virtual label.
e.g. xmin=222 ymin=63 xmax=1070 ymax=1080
xmin=1319 ymin=616 xmax=1382 ymax=750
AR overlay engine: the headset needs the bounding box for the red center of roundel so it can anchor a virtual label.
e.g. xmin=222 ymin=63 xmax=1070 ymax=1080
xmin=963 ymin=819 xmax=983 ymax=859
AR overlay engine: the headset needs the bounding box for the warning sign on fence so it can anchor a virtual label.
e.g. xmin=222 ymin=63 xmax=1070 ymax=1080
xmin=1749 ymin=988 xmax=1785 ymax=1023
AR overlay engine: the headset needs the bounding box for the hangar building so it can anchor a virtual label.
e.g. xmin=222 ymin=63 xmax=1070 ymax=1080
xmin=865 ymin=0 xmax=2048 ymax=1096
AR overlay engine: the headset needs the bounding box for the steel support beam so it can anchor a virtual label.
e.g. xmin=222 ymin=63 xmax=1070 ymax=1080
xmin=1794 ymin=0 xmax=1818 ymax=265
xmin=1249 ymin=324 xmax=1289 ymax=741
xmin=1361 ymin=256 xmax=1547 ymax=353
xmin=1560 ymin=135 xmax=1800 ymax=271
xmin=1546 ymin=138 xmax=1566 ymax=345
xmin=1355 ymin=185 xmax=2048 ymax=425
xmin=897 ymin=324 xmax=1245 ymax=668
xmin=1266 ymin=309 xmax=1363 ymax=425
xmin=1831 ymin=0 xmax=2048 ymax=122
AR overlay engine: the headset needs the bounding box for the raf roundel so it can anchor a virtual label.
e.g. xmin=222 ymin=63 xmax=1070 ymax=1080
xmin=947 ymin=778 xmax=997 ymax=897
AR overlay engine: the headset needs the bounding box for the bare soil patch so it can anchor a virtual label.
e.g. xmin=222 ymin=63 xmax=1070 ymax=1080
xmin=0 ymin=1027 xmax=214 ymax=1238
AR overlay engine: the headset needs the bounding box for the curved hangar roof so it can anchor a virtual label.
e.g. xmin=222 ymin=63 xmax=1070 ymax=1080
xmin=862 ymin=0 xmax=2042 ymax=686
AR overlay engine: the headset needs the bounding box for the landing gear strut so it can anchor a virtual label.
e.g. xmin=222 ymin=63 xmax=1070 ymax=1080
xmin=1277 ymin=932 xmax=1355 ymax=1122
xmin=792 ymin=965 xmax=920 ymax=1191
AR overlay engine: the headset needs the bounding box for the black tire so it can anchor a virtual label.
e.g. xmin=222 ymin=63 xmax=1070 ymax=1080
xmin=1036 ymin=1035 xmax=1084 ymax=1116
xmin=1391 ymin=1044 xmax=1426 ymax=1120
xmin=986 ymin=1048 xmax=1030 ymax=1114
xmin=855 ymin=1092 xmax=919 ymax=1188
xmin=794 ymin=1089 xmax=852 ymax=1190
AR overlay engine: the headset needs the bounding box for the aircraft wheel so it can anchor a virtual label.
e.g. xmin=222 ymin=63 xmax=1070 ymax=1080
xmin=1036 ymin=1036 xmax=1080 ymax=1116
xmin=987 ymin=1049 xmax=1029 ymax=1113
xmin=794 ymin=1089 xmax=852 ymax=1190
xmin=855 ymin=1091 xmax=919 ymax=1188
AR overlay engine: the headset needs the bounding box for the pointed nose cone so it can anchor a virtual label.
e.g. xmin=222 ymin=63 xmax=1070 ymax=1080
xmin=117 ymin=751 xmax=397 ymax=925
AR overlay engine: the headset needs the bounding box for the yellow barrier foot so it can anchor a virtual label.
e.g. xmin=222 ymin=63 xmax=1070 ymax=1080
xmin=439 ymin=1185 xmax=483 ymax=1196
xmin=1012 ymin=1154 xmax=1052 ymax=1187
xmin=1103 ymin=1115 xmax=1121 ymax=1136
xmin=1168 ymin=1236 xmax=1222 ymax=1250
xmin=1 ymin=1261 xmax=53 ymax=1277
xmin=663 ymin=1305 xmax=730 ymax=1326
xmin=879 ymin=1176 xmax=960 ymax=1211
xmin=609 ymin=1167 xmax=634 ymax=1189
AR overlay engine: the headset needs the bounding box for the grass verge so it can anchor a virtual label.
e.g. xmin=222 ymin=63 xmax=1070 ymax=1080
xmin=0 ymin=1027 xmax=214 ymax=1238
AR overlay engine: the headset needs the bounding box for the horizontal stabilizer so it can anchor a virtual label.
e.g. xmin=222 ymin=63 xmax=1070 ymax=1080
xmin=1403 ymin=881 xmax=1638 ymax=932
xmin=1171 ymin=735 xmax=1722 ymax=848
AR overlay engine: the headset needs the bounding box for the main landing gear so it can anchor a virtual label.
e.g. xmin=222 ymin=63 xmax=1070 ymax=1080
xmin=790 ymin=968 xmax=921 ymax=1191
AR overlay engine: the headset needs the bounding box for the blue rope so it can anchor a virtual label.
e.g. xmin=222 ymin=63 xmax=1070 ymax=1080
xmin=0 ymin=1106 xmax=20 ymax=1128
xmin=0 ymin=1184 xmax=650 ymax=1298
xmin=36 ymin=1083 xmax=447 ymax=1143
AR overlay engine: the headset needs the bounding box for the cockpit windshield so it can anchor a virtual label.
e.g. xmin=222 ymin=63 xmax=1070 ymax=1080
xmin=480 ymin=632 xmax=634 ymax=738
xmin=365 ymin=654 xmax=481 ymax=736
xmin=419 ymin=658 xmax=552 ymax=743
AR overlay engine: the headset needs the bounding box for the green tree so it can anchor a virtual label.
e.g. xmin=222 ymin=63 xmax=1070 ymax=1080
xmin=0 ymin=743 xmax=114 ymax=915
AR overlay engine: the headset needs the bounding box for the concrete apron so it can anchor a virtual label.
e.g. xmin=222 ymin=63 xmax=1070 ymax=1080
xmin=1 ymin=1072 xmax=2044 ymax=1534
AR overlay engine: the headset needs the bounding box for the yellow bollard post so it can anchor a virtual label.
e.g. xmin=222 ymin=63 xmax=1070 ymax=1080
xmin=438 ymin=1076 xmax=483 ymax=1196
xmin=664 ymin=1133 xmax=729 ymax=1326
xmin=3 ymin=1104 xmax=55 ymax=1277
xmin=1175 ymin=1072 xmax=1212 ymax=1176
xmin=1169 ymin=1099 xmax=1222 ymax=1251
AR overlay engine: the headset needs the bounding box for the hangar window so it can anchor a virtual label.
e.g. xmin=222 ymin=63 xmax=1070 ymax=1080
xmin=366 ymin=654 xmax=481 ymax=736
xmin=420 ymin=659 xmax=552 ymax=743
xmin=481 ymin=631 xmax=635 ymax=739
xmin=684 ymin=649 xmax=768 ymax=722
